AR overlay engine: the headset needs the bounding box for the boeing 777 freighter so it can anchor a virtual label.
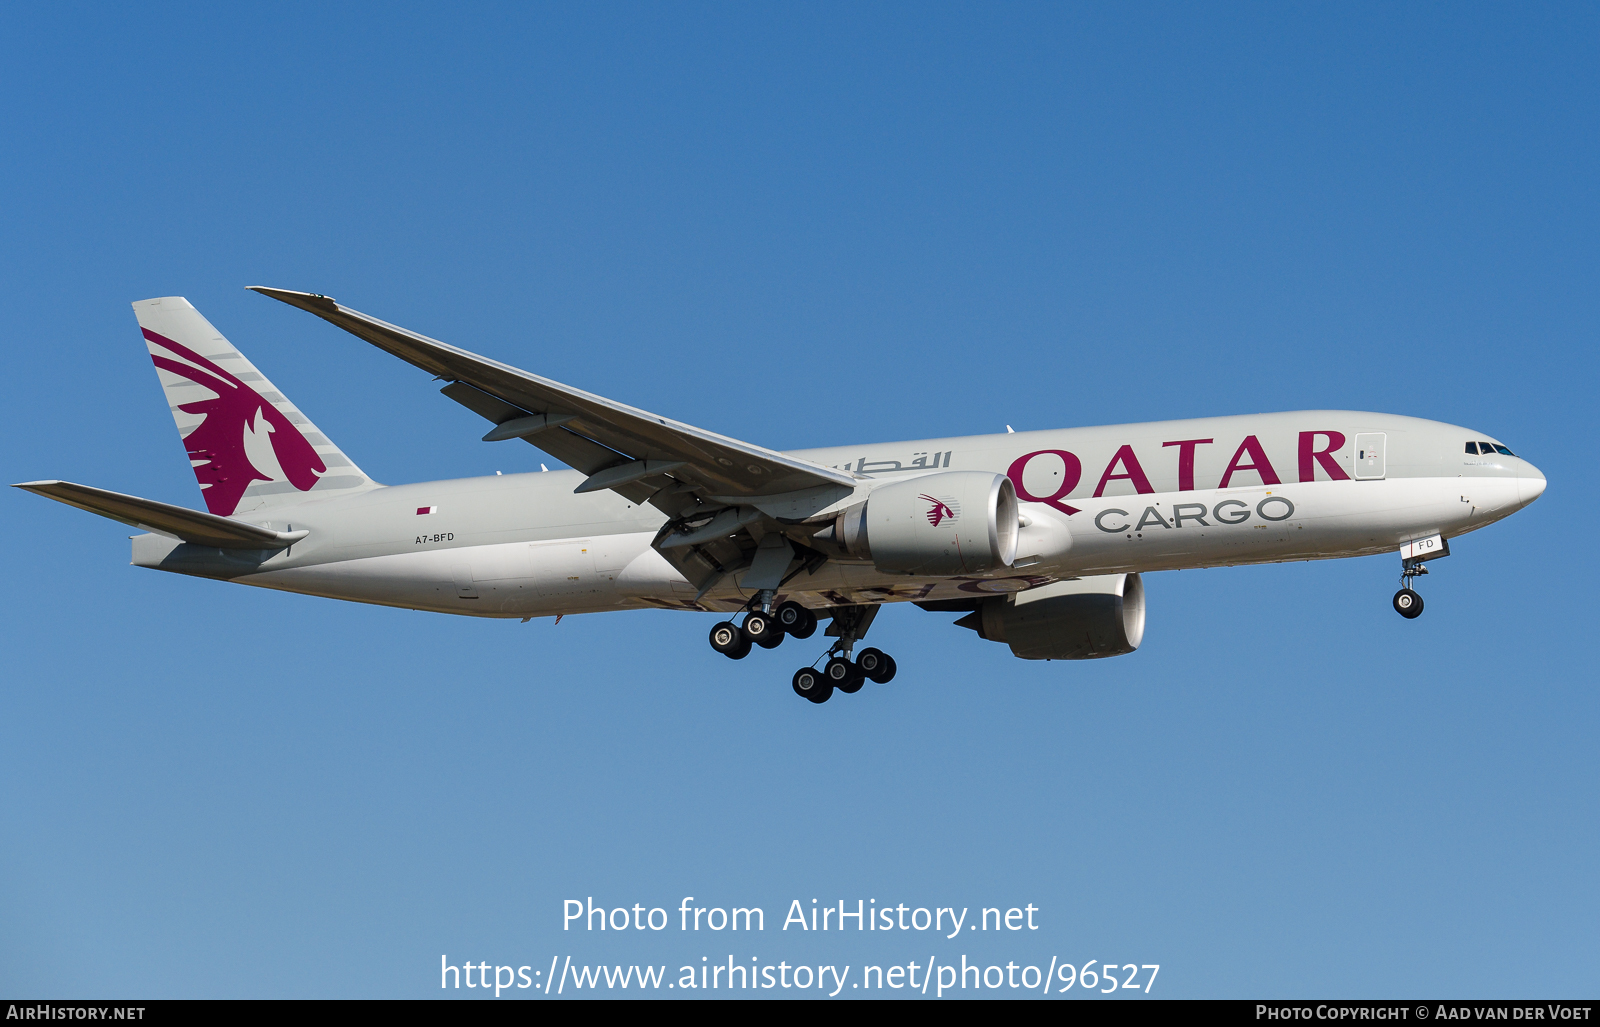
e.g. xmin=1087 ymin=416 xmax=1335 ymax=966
xmin=16 ymin=291 xmax=1547 ymax=702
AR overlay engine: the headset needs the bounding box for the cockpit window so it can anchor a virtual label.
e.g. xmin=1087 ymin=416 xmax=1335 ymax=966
xmin=1465 ymin=442 xmax=1478 ymax=454
xmin=1492 ymin=444 xmax=1514 ymax=456
xmin=1479 ymin=441 xmax=1496 ymax=454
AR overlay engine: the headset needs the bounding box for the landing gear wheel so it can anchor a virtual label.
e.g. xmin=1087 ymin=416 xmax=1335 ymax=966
xmin=743 ymin=611 xmax=784 ymax=649
xmin=825 ymin=656 xmax=863 ymax=693
xmin=879 ymin=655 xmax=897 ymax=684
xmin=710 ymin=621 xmax=752 ymax=659
xmin=856 ymin=647 xmax=895 ymax=684
xmin=792 ymin=667 xmax=833 ymax=703
xmin=1393 ymin=588 xmax=1424 ymax=619
xmin=775 ymin=601 xmax=817 ymax=638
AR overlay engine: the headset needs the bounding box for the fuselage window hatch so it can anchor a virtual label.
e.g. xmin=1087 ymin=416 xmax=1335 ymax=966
xmin=1354 ymin=432 xmax=1387 ymax=480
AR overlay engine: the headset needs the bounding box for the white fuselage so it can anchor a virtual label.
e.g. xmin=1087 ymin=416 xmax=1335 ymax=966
xmin=131 ymin=410 xmax=1545 ymax=618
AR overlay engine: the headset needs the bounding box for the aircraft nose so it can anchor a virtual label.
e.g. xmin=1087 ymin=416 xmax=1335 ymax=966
xmin=1519 ymin=462 xmax=1547 ymax=506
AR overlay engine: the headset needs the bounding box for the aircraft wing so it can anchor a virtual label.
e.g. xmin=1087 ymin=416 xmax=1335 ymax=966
xmin=249 ymin=288 xmax=855 ymax=502
xmin=14 ymin=480 xmax=309 ymax=550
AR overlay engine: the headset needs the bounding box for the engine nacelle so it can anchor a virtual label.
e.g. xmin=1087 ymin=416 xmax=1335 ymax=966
xmin=835 ymin=471 xmax=1019 ymax=576
xmin=959 ymin=573 xmax=1145 ymax=660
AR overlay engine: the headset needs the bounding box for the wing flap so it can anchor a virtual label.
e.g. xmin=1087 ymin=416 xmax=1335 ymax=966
xmin=15 ymin=480 xmax=308 ymax=550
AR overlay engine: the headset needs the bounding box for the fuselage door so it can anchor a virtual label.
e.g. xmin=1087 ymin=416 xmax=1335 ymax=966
xmin=1354 ymin=433 xmax=1387 ymax=480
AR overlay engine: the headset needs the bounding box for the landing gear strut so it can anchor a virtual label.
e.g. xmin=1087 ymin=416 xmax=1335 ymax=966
xmin=1393 ymin=557 xmax=1430 ymax=619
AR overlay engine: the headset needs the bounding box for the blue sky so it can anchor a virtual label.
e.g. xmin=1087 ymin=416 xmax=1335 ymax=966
xmin=1 ymin=2 xmax=1595 ymax=998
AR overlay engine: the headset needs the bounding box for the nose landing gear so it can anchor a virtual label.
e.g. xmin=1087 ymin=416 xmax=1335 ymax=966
xmin=1393 ymin=562 xmax=1428 ymax=619
xmin=1392 ymin=538 xmax=1447 ymax=619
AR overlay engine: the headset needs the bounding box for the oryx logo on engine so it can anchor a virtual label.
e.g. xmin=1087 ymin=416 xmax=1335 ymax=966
xmin=919 ymin=495 xmax=958 ymax=527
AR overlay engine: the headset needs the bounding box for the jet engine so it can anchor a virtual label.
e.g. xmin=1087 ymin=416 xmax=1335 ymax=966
xmin=956 ymin=573 xmax=1145 ymax=660
xmin=832 ymin=471 xmax=1019 ymax=576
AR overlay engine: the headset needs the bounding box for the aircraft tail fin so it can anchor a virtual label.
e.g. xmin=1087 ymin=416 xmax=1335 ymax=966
xmin=131 ymin=297 xmax=377 ymax=517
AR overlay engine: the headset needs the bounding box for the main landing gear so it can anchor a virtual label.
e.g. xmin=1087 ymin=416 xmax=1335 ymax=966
xmin=793 ymin=647 xmax=897 ymax=704
xmin=709 ymin=600 xmax=813 ymax=659
xmin=709 ymin=601 xmax=898 ymax=704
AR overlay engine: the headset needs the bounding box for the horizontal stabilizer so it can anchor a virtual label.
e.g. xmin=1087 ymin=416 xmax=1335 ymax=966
xmin=14 ymin=480 xmax=309 ymax=550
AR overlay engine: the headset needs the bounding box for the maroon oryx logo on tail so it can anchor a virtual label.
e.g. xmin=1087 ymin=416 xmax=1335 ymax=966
xmin=144 ymin=328 xmax=325 ymax=516
xmin=919 ymin=494 xmax=958 ymax=527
